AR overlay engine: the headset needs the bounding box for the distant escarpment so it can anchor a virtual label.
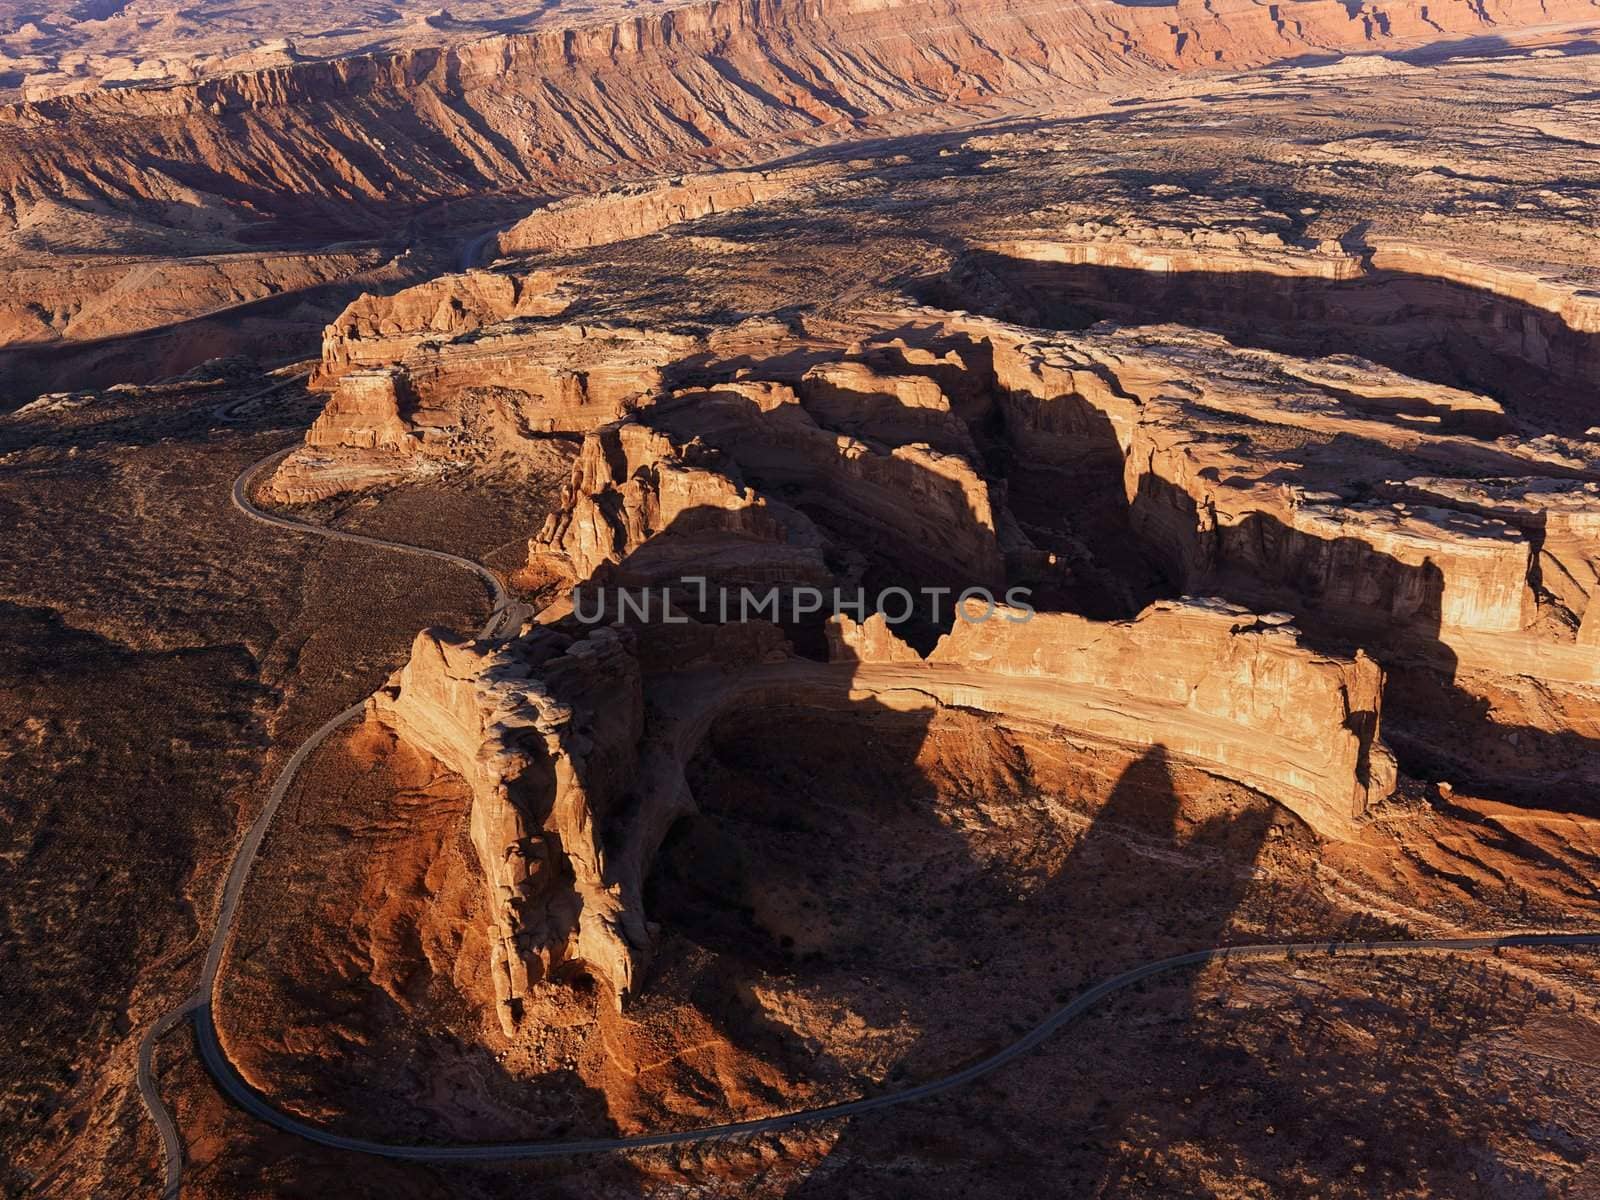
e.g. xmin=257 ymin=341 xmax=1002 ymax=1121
xmin=1 ymin=0 xmax=1589 ymax=230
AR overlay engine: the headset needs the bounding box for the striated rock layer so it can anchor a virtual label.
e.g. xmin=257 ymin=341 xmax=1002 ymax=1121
xmin=367 ymin=624 xmax=643 ymax=1032
xmin=840 ymin=599 xmax=1395 ymax=838
xmin=3 ymin=0 xmax=1594 ymax=233
xmin=303 ymin=272 xmax=1600 ymax=1007
xmin=493 ymin=166 xmax=838 ymax=257
xmin=370 ymin=594 xmax=1393 ymax=1005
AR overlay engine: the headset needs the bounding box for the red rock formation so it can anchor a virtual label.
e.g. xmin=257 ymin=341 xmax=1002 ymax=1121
xmin=367 ymin=624 xmax=643 ymax=1029
xmin=797 ymin=358 xmax=977 ymax=456
xmin=266 ymin=320 xmax=698 ymax=501
xmin=529 ymin=417 xmax=834 ymax=590
xmin=494 ymin=167 xmax=833 ymax=256
xmin=644 ymin=377 xmax=1015 ymax=589
xmin=0 ymin=249 xmax=379 ymax=346
xmin=2 ymin=0 xmax=1589 ymax=228
xmin=840 ymin=597 xmax=1395 ymax=838
xmin=314 ymin=269 xmax=569 ymax=381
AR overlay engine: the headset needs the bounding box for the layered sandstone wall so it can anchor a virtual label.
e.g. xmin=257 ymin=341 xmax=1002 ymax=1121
xmin=265 ymin=321 xmax=698 ymax=501
xmin=494 ymin=167 xmax=830 ymax=256
xmin=962 ymin=312 xmax=1595 ymax=656
xmin=1124 ymin=408 xmax=1538 ymax=637
xmin=2 ymin=0 xmax=1590 ymax=226
xmin=529 ymin=418 xmax=834 ymax=588
xmin=368 ymin=625 xmax=643 ymax=1029
xmin=625 ymin=377 xmax=1014 ymax=588
xmin=797 ymin=358 xmax=978 ymax=456
xmin=373 ymin=600 xmax=1391 ymax=1015
xmin=826 ymin=599 xmax=1395 ymax=838
xmin=314 ymin=269 xmax=569 ymax=380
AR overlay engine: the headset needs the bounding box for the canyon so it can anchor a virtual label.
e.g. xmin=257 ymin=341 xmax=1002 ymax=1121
xmin=5 ymin=2 xmax=1600 ymax=1199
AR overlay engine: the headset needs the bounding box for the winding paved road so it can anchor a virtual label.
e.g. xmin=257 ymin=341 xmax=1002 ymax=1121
xmin=136 ymin=444 xmax=523 ymax=1197
xmin=133 ymin=434 xmax=1600 ymax=1194
xmin=189 ymin=932 xmax=1600 ymax=1164
xmin=456 ymin=227 xmax=501 ymax=272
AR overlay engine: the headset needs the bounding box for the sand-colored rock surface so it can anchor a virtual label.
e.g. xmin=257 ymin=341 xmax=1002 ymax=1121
xmin=365 ymin=590 xmax=1391 ymax=1010
xmin=529 ymin=417 xmax=833 ymax=589
xmin=494 ymin=167 xmax=837 ymax=257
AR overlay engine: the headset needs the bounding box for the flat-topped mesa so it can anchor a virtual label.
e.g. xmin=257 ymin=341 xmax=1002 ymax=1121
xmin=1095 ymin=333 xmax=1600 ymax=657
xmin=494 ymin=167 xmax=833 ymax=257
xmin=987 ymin=231 xmax=1367 ymax=282
xmin=367 ymin=624 xmax=643 ymax=1032
xmin=945 ymin=312 xmax=1590 ymax=652
xmin=1128 ymin=409 xmax=1538 ymax=638
xmin=1392 ymin=476 xmax=1600 ymax=645
xmin=529 ymin=417 xmax=834 ymax=591
xmin=265 ymin=320 xmax=700 ymax=502
xmin=314 ymin=269 xmax=569 ymax=384
xmin=348 ymin=320 xmax=697 ymax=429
xmin=830 ymin=598 xmax=1395 ymax=839
xmin=978 ymin=323 xmax=1145 ymax=468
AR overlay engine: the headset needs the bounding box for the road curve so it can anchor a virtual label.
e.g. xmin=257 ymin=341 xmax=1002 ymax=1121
xmin=189 ymin=931 xmax=1600 ymax=1163
xmin=135 ymin=445 xmax=521 ymax=1198
xmin=456 ymin=227 xmax=500 ymax=272
xmin=212 ymin=368 xmax=312 ymax=424
xmin=137 ymin=450 xmax=1600 ymax=1187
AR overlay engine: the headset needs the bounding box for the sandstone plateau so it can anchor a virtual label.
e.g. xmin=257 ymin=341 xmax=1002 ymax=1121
xmin=7 ymin=3 xmax=1600 ymax=1200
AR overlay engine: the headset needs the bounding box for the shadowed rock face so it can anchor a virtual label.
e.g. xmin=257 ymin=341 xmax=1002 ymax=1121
xmin=304 ymin=284 xmax=1600 ymax=875
xmin=370 ymin=592 xmax=1390 ymax=1007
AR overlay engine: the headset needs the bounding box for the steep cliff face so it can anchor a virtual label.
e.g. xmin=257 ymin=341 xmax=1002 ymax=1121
xmin=265 ymin=319 xmax=696 ymax=501
xmin=797 ymin=358 xmax=977 ymax=456
xmin=964 ymin=312 xmax=1598 ymax=655
xmin=529 ymin=417 xmax=834 ymax=589
xmin=644 ymin=377 xmax=1015 ymax=590
xmin=279 ymin=287 xmax=1600 ymax=816
xmin=1393 ymin=477 xmax=1600 ymax=646
xmin=363 ymin=598 xmax=1390 ymax=1022
xmin=0 ymin=249 xmax=379 ymax=345
xmin=1 ymin=0 xmax=1590 ymax=230
xmin=1125 ymin=406 xmax=1538 ymax=637
xmin=314 ymin=269 xmax=570 ymax=380
xmin=831 ymin=597 xmax=1397 ymax=837
xmin=494 ymin=167 xmax=834 ymax=256
xmin=367 ymin=624 xmax=643 ymax=1030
